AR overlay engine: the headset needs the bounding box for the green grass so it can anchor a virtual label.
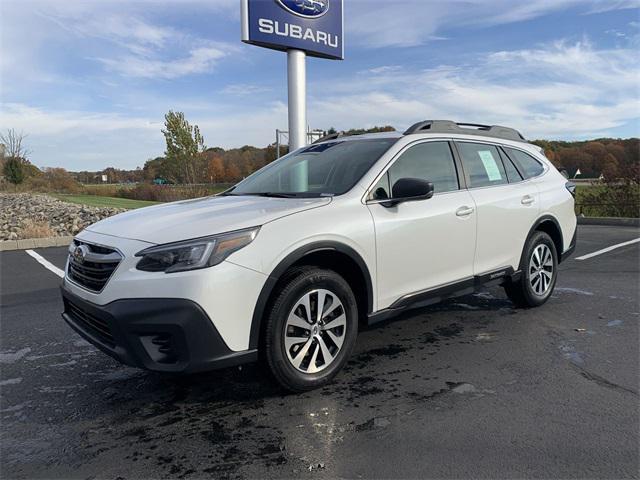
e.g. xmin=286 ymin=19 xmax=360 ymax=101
xmin=52 ymin=194 xmax=160 ymax=209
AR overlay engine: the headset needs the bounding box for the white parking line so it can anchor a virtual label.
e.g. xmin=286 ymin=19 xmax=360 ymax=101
xmin=25 ymin=250 xmax=65 ymax=278
xmin=575 ymin=237 xmax=640 ymax=261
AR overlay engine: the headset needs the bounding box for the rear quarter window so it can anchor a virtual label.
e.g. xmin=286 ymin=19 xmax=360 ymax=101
xmin=504 ymin=147 xmax=545 ymax=179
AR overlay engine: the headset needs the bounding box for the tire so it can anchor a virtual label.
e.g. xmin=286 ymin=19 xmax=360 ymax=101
xmin=504 ymin=231 xmax=558 ymax=308
xmin=263 ymin=266 xmax=358 ymax=392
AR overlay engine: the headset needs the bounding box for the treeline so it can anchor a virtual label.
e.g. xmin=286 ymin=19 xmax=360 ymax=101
xmin=72 ymin=125 xmax=396 ymax=186
xmin=72 ymin=145 xmax=284 ymax=185
xmin=78 ymin=135 xmax=637 ymax=186
xmin=532 ymin=138 xmax=639 ymax=179
xmin=142 ymin=144 xmax=283 ymax=184
xmin=3 ymin=119 xmax=637 ymax=195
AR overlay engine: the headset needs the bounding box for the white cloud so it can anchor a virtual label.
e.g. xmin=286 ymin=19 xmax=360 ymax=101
xmin=0 ymin=103 xmax=157 ymax=136
xmin=361 ymin=65 xmax=405 ymax=75
xmin=96 ymin=45 xmax=231 ymax=79
xmin=348 ymin=0 xmax=640 ymax=48
xmin=1 ymin=1 xmax=237 ymax=83
xmin=583 ymin=0 xmax=640 ymax=14
xmin=39 ymin=13 xmax=177 ymax=55
xmin=0 ymin=101 xmax=287 ymax=169
xmin=306 ymin=39 xmax=640 ymax=139
xmin=220 ymin=83 xmax=272 ymax=96
xmin=0 ymin=103 xmax=162 ymax=170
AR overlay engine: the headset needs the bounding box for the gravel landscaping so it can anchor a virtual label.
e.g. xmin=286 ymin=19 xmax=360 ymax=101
xmin=1 ymin=193 xmax=125 ymax=241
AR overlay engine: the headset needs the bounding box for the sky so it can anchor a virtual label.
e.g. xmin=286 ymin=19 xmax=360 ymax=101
xmin=1 ymin=0 xmax=639 ymax=171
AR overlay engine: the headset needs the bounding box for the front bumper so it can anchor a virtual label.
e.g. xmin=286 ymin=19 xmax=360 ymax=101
xmin=61 ymin=287 xmax=257 ymax=373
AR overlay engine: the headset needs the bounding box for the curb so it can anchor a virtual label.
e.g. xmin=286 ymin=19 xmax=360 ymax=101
xmin=577 ymin=216 xmax=640 ymax=227
xmin=0 ymin=236 xmax=74 ymax=252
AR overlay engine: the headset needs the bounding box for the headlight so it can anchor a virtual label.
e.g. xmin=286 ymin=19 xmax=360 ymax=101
xmin=135 ymin=227 xmax=259 ymax=273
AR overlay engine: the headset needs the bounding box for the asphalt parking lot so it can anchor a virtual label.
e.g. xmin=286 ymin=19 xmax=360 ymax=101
xmin=1 ymin=225 xmax=638 ymax=479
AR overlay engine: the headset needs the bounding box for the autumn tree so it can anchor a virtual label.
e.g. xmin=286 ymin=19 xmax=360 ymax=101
xmin=206 ymin=154 xmax=226 ymax=184
xmin=162 ymin=111 xmax=206 ymax=184
xmin=21 ymin=167 xmax=80 ymax=193
xmin=225 ymin=162 xmax=242 ymax=182
xmin=600 ymin=153 xmax=619 ymax=180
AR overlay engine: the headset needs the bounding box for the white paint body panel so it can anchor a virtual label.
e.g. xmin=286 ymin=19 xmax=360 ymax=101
xmin=468 ymin=181 xmax=540 ymax=274
xmin=61 ymin=131 xmax=577 ymax=353
xmin=86 ymin=195 xmax=330 ymax=244
xmin=367 ymin=190 xmax=477 ymax=309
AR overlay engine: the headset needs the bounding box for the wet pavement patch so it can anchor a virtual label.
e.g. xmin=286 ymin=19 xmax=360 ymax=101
xmin=355 ymin=416 xmax=391 ymax=431
xmin=434 ymin=323 xmax=463 ymax=338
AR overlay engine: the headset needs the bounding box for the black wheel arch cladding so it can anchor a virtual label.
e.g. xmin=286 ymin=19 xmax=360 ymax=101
xmin=527 ymin=214 xmax=565 ymax=263
xmin=248 ymin=241 xmax=373 ymax=350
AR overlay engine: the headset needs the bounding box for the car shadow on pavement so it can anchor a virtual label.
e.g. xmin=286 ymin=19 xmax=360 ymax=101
xmin=102 ymin=288 xmax=516 ymax=407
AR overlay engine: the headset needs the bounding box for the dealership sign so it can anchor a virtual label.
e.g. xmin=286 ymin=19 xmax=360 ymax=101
xmin=241 ymin=0 xmax=344 ymax=60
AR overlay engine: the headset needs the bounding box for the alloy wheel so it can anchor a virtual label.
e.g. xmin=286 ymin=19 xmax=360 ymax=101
xmin=529 ymin=244 xmax=554 ymax=296
xmin=284 ymin=289 xmax=346 ymax=374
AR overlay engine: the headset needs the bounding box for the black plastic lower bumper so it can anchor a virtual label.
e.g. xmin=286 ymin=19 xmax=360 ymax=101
xmin=61 ymin=287 xmax=257 ymax=373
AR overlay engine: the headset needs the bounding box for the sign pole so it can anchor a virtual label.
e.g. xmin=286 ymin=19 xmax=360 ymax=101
xmin=287 ymin=48 xmax=307 ymax=189
xmin=241 ymin=0 xmax=343 ymax=178
xmin=287 ymin=49 xmax=307 ymax=150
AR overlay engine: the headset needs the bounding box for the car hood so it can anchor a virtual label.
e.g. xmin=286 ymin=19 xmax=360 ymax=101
xmin=86 ymin=195 xmax=331 ymax=245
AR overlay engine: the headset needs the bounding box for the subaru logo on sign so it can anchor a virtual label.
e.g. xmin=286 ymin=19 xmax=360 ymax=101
xmin=276 ymin=0 xmax=329 ymax=18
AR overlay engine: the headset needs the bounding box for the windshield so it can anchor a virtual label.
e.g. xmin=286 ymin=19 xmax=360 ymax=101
xmin=229 ymin=138 xmax=396 ymax=197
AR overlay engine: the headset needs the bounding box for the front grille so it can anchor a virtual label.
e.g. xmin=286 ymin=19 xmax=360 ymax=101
xmin=65 ymin=299 xmax=115 ymax=346
xmin=67 ymin=240 xmax=122 ymax=293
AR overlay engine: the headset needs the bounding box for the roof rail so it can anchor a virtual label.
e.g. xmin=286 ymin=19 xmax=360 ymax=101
xmin=403 ymin=120 xmax=526 ymax=143
xmin=311 ymin=132 xmax=343 ymax=144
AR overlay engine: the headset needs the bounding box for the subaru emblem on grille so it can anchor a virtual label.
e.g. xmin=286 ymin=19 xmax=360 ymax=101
xmin=73 ymin=244 xmax=89 ymax=264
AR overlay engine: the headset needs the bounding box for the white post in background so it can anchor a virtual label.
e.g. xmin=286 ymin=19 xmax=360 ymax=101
xmin=287 ymin=49 xmax=307 ymax=190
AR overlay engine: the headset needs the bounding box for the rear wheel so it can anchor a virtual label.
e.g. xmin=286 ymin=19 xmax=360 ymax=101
xmin=504 ymin=231 xmax=558 ymax=308
xmin=264 ymin=267 xmax=358 ymax=392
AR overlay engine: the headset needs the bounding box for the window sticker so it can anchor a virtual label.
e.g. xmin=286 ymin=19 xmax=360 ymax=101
xmin=478 ymin=150 xmax=502 ymax=181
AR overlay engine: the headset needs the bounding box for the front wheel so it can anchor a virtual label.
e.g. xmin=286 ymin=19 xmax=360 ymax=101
xmin=504 ymin=231 xmax=558 ymax=308
xmin=263 ymin=267 xmax=358 ymax=392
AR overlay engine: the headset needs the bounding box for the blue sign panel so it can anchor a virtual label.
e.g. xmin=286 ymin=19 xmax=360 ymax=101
xmin=241 ymin=0 xmax=344 ymax=60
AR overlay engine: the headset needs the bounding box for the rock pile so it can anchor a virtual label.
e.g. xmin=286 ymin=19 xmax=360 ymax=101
xmin=0 ymin=193 xmax=125 ymax=241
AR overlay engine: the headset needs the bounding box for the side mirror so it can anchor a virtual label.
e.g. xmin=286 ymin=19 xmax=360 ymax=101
xmin=381 ymin=177 xmax=434 ymax=207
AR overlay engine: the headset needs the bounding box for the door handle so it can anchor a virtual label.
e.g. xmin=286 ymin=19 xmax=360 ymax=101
xmin=456 ymin=206 xmax=474 ymax=217
xmin=521 ymin=195 xmax=535 ymax=205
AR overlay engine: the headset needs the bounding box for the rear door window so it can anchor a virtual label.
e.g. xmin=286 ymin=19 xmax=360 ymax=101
xmin=504 ymin=147 xmax=545 ymax=179
xmin=456 ymin=142 xmax=508 ymax=188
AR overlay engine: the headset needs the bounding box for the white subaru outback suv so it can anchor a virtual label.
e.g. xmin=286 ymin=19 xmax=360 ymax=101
xmin=61 ymin=120 xmax=577 ymax=391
